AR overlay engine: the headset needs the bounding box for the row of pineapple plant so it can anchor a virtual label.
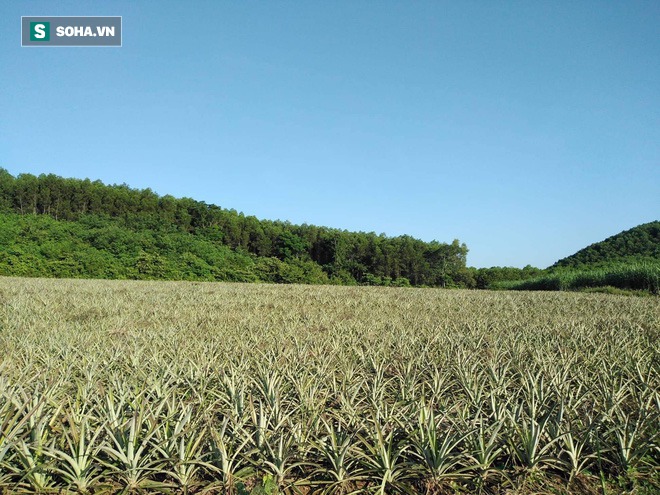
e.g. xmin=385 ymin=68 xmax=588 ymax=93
xmin=0 ymin=277 xmax=658 ymax=493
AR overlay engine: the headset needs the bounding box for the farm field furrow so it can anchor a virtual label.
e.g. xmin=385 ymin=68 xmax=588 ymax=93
xmin=0 ymin=277 xmax=658 ymax=494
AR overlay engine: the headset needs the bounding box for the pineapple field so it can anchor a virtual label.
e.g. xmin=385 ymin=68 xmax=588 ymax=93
xmin=0 ymin=277 xmax=658 ymax=494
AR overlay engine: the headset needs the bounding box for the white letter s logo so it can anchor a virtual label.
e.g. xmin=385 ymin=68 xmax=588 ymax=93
xmin=34 ymin=23 xmax=46 ymax=39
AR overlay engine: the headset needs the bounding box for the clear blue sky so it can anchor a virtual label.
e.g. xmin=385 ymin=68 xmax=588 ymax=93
xmin=1 ymin=1 xmax=658 ymax=268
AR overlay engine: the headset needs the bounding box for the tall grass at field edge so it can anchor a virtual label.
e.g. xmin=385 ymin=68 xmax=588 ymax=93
xmin=495 ymin=263 xmax=660 ymax=294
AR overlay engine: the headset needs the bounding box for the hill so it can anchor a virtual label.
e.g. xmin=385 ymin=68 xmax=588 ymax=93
xmin=0 ymin=169 xmax=472 ymax=287
xmin=552 ymin=221 xmax=660 ymax=268
xmin=494 ymin=222 xmax=660 ymax=294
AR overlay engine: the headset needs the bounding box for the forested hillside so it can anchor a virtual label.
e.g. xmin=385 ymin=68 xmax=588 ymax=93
xmin=553 ymin=221 xmax=660 ymax=268
xmin=498 ymin=222 xmax=660 ymax=294
xmin=0 ymin=170 xmax=472 ymax=286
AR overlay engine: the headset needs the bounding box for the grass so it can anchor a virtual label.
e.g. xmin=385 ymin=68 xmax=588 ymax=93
xmin=578 ymin=286 xmax=655 ymax=297
xmin=0 ymin=277 xmax=658 ymax=494
xmin=496 ymin=263 xmax=660 ymax=294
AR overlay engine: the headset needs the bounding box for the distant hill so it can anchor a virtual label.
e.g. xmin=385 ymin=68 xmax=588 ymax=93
xmin=552 ymin=221 xmax=660 ymax=268
xmin=495 ymin=221 xmax=660 ymax=294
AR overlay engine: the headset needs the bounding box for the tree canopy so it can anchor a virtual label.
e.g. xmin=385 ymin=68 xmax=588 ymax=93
xmin=0 ymin=169 xmax=470 ymax=287
xmin=553 ymin=221 xmax=660 ymax=268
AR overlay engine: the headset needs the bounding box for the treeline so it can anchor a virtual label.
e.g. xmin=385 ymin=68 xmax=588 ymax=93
xmin=0 ymin=170 xmax=474 ymax=287
xmin=0 ymin=213 xmax=330 ymax=284
xmin=466 ymin=265 xmax=543 ymax=289
xmin=6 ymin=170 xmax=651 ymax=291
